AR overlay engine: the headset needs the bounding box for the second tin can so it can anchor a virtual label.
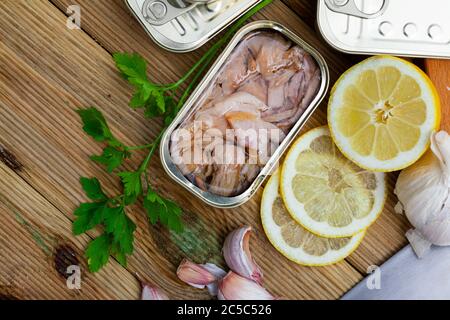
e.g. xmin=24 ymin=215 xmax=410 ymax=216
xmin=160 ymin=21 xmax=330 ymax=208
xmin=317 ymin=0 xmax=450 ymax=59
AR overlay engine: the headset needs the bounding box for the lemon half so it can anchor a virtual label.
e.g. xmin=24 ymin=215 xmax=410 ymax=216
xmin=280 ymin=126 xmax=386 ymax=238
xmin=328 ymin=56 xmax=440 ymax=172
xmin=261 ymin=171 xmax=365 ymax=266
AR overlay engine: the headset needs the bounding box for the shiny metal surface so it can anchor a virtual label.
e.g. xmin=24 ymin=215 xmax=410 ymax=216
xmin=318 ymin=0 xmax=450 ymax=59
xmin=125 ymin=0 xmax=262 ymax=52
xmin=160 ymin=21 xmax=330 ymax=208
xmin=142 ymin=0 xmax=215 ymax=26
xmin=324 ymin=0 xmax=388 ymax=19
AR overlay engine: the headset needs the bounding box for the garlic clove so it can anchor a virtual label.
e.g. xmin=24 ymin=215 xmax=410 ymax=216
xmin=431 ymin=131 xmax=450 ymax=178
xmin=202 ymin=263 xmax=228 ymax=279
xmin=223 ymin=226 xmax=263 ymax=284
xmin=202 ymin=263 xmax=228 ymax=296
xmin=177 ymin=259 xmax=225 ymax=290
xmin=217 ymin=272 xmax=275 ymax=300
xmin=141 ymin=284 xmax=170 ymax=300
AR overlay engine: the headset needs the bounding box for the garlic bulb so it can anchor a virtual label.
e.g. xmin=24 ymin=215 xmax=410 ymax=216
xmin=395 ymin=131 xmax=450 ymax=257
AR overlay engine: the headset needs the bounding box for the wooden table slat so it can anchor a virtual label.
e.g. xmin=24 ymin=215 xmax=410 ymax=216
xmin=0 ymin=162 xmax=139 ymax=299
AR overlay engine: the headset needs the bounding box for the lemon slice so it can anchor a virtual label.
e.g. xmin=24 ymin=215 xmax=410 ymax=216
xmin=328 ymin=56 xmax=440 ymax=172
xmin=261 ymin=170 xmax=365 ymax=266
xmin=280 ymin=126 xmax=386 ymax=238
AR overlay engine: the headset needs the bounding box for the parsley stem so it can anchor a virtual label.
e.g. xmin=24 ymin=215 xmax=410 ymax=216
xmin=138 ymin=130 xmax=165 ymax=173
xmin=144 ymin=169 xmax=150 ymax=188
xmin=173 ymin=39 xmax=227 ymax=87
xmin=176 ymin=47 xmax=219 ymax=110
xmin=109 ymin=194 xmax=124 ymax=206
xmin=159 ymin=43 xmax=223 ymax=91
xmin=126 ymin=144 xmax=153 ymax=151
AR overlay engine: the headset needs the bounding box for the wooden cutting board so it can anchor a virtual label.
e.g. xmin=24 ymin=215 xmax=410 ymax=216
xmin=425 ymin=59 xmax=450 ymax=131
xmin=0 ymin=0 xmax=445 ymax=300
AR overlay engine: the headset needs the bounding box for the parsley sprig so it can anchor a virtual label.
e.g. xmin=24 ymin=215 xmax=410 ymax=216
xmin=73 ymin=0 xmax=273 ymax=273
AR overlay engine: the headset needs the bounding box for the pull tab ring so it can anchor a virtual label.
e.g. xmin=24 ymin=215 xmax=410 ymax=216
xmin=142 ymin=0 xmax=197 ymax=26
xmin=324 ymin=0 xmax=389 ymax=19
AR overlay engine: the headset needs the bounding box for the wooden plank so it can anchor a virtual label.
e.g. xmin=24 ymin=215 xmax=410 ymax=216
xmin=0 ymin=0 xmax=362 ymax=299
xmin=281 ymin=0 xmax=318 ymax=29
xmin=49 ymin=0 xmax=409 ymax=282
xmin=425 ymin=59 xmax=450 ymax=131
xmin=0 ymin=162 xmax=139 ymax=300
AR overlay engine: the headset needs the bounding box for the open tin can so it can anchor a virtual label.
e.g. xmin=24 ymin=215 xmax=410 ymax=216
xmin=125 ymin=0 xmax=263 ymax=52
xmin=317 ymin=0 xmax=450 ymax=59
xmin=160 ymin=21 xmax=330 ymax=208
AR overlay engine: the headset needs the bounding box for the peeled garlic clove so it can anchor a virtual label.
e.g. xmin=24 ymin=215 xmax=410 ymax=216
xmin=141 ymin=284 xmax=169 ymax=300
xmin=177 ymin=259 xmax=224 ymax=290
xmin=218 ymin=272 xmax=275 ymax=300
xmin=223 ymin=226 xmax=263 ymax=284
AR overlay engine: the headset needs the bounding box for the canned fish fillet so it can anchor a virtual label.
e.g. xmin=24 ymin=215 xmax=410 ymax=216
xmin=318 ymin=0 xmax=450 ymax=59
xmin=160 ymin=21 xmax=329 ymax=208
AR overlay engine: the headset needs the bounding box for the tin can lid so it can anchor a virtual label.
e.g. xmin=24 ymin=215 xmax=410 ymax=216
xmin=317 ymin=0 xmax=450 ymax=59
xmin=126 ymin=0 xmax=264 ymax=53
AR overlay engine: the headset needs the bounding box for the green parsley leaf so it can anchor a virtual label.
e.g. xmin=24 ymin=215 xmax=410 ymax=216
xmin=163 ymin=95 xmax=177 ymax=126
xmin=113 ymin=52 xmax=170 ymax=120
xmin=111 ymin=241 xmax=128 ymax=267
xmin=75 ymin=202 xmax=136 ymax=272
xmin=73 ymin=202 xmax=107 ymax=235
xmin=118 ymin=171 xmax=143 ymax=204
xmin=130 ymin=91 xmax=147 ymax=109
xmin=77 ymin=107 xmax=114 ymax=143
xmin=113 ymin=52 xmax=148 ymax=82
xmin=154 ymin=91 xmax=166 ymax=113
xmin=142 ymin=92 xmax=167 ymax=119
xmin=164 ymin=200 xmax=183 ymax=233
xmin=85 ymin=233 xmax=112 ymax=273
xmin=129 ymin=83 xmax=155 ymax=109
xmin=90 ymin=146 xmax=130 ymax=173
xmin=80 ymin=177 xmax=108 ymax=201
xmin=143 ymin=190 xmax=183 ymax=233
xmin=103 ymin=206 xmax=136 ymax=255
